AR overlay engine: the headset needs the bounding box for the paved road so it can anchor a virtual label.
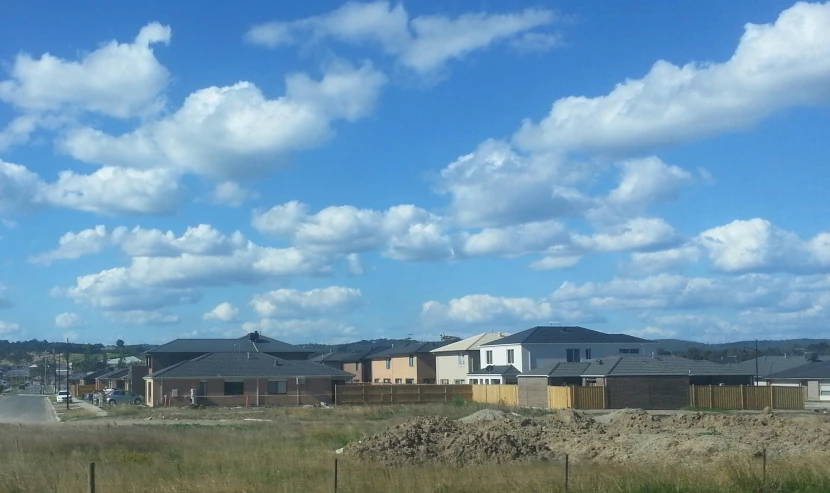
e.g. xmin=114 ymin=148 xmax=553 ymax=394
xmin=0 ymin=394 xmax=57 ymax=424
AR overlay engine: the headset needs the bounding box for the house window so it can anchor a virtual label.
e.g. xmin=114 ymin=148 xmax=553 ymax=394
xmin=383 ymin=378 xmax=391 ymax=383
xmin=440 ymin=379 xmax=449 ymax=384
xmin=223 ymin=381 xmax=244 ymax=396
xmin=458 ymin=354 xmax=466 ymax=366
xmin=470 ymin=379 xmax=479 ymax=384
xmin=566 ymin=349 xmax=581 ymax=363
xmin=406 ymin=379 xmax=414 ymax=384
xmin=422 ymin=378 xmax=435 ymax=384
xmin=395 ymin=378 xmax=402 ymax=384
xmin=585 ymin=349 xmax=592 ymax=360
xmin=409 ymin=356 xmax=415 ymax=367
xmin=373 ymin=378 xmax=379 ymax=383
xmin=507 ymin=349 xmax=515 ymax=364
xmin=490 ymin=379 xmax=501 ymax=384
xmin=385 ymin=358 xmax=391 ymax=369
xmin=198 ymin=381 xmax=208 ymax=397
xmin=267 ymin=380 xmax=287 ymax=394
xmin=454 ymin=379 xmax=465 ymax=384
xmin=356 ymin=362 xmax=361 ymax=370
xmin=486 ymin=350 xmax=493 ymax=365
xmin=619 ymin=348 xmax=640 ymax=355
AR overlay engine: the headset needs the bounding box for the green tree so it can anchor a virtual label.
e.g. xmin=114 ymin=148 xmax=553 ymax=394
xmin=440 ymin=334 xmax=462 ymax=343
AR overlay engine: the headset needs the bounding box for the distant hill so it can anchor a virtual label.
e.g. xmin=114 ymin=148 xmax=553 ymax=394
xmin=299 ymin=338 xmax=427 ymax=355
xmin=654 ymin=338 xmax=830 ymax=353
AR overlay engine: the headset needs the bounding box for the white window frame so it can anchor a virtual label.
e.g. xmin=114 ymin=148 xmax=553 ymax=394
xmin=486 ymin=350 xmax=493 ymax=365
xmin=507 ymin=349 xmax=514 ymax=364
xmin=458 ymin=354 xmax=466 ymax=366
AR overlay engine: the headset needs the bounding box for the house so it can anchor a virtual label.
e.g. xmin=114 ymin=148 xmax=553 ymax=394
xmin=143 ymin=331 xmax=314 ymax=373
xmin=369 ymin=342 xmax=445 ymax=384
xmin=143 ymin=351 xmax=354 ymax=407
xmin=764 ymin=358 xmax=830 ymax=402
xmin=467 ymin=365 xmax=521 ymax=385
xmin=479 ymin=326 xmax=656 ymax=372
xmin=312 ymin=347 xmax=390 ymax=383
xmin=106 ymin=356 xmax=143 ymax=366
xmin=517 ymin=356 xmax=754 ymax=409
xmin=731 ymin=353 xmax=823 ymax=384
xmin=95 ymin=368 xmax=129 ymax=391
xmin=68 ymin=369 xmax=112 ymax=396
xmin=430 ymin=332 xmax=511 ymax=384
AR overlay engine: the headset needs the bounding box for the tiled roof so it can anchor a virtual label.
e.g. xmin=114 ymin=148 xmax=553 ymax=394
xmin=368 ymin=341 xmax=447 ymax=358
xmin=145 ymin=352 xmax=355 ymax=379
xmin=732 ymin=355 xmax=823 ymax=377
xmin=144 ymin=334 xmax=313 ymax=355
xmin=766 ymin=360 xmax=830 ymax=379
xmin=431 ymin=332 xmax=512 ymax=353
xmin=97 ymin=368 xmax=129 ymax=380
xmin=467 ymin=365 xmax=520 ymax=376
xmin=521 ymin=356 xmax=754 ymax=378
xmin=481 ymin=326 xmax=651 ymax=346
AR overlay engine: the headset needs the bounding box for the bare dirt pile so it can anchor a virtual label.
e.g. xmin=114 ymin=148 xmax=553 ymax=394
xmin=342 ymin=408 xmax=830 ymax=467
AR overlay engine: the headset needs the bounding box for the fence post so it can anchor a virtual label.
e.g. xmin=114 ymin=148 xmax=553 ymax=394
xmin=418 ymin=385 xmax=421 ymax=404
xmin=333 ymin=458 xmax=338 ymax=493
xmin=769 ymin=387 xmax=775 ymax=409
xmin=709 ymin=385 xmax=714 ymax=409
xmin=762 ymin=448 xmax=767 ymax=483
xmin=361 ymin=384 xmax=365 ymax=404
xmin=564 ymin=454 xmax=570 ymax=493
xmin=740 ymin=385 xmax=746 ymax=410
xmin=88 ymin=462 xmax=95 ymax=493
xmin=444 ymin=385 xmax=448 ymax=402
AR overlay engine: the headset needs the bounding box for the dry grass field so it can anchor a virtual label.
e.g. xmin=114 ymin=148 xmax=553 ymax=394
xmin=2 ymin=402 xmax=830 ymax=493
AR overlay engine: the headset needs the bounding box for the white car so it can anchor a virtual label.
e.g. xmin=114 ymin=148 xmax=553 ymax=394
xmin=56 ymin=391 xmax=72 ymax=403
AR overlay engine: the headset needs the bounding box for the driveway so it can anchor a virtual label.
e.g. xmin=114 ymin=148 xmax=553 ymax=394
xmin=0 ymin=394 xmax=57 ymax=424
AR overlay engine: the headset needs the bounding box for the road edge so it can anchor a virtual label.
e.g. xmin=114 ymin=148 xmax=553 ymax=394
xmin=47 ymin=397 xmax=61 ymax=423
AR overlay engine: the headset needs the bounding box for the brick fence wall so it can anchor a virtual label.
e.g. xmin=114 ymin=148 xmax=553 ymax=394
xmin=607 ymin=376 xmax=689 ymax=409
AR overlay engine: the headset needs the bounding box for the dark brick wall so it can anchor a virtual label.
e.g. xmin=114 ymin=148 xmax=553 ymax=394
xmin=607 ymin=376 xmax=690 ymax=410
xmin=518 ymin=377 xmax=549 ymax=408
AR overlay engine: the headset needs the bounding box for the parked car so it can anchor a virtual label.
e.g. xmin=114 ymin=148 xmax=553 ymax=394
xmin=106 ymin=390 xmax=143 ymax=405
xmin=56 ymin=390 xmax=72 ymax=403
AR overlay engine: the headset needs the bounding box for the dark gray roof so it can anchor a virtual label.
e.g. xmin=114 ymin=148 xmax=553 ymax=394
xmin=520 ymin=356 xmax=754 ymax=378
xmin=467 ymin=365 xmax=520 ymax=376
xmin=312 ymin=352 xmax=359 ymax=363
xmin=144 ymin=334 xmax=313 ymax=355
xmin=481 ymin=326 xmax=651 ymax=346
xmin=766 ymin=360 xmax=830 ymax=379
xmin=732 ymin=355 xmax=823 ymax=377
xmin=369 ymin=341 xmax=447 ymax=358
xmin=97 ymin=368 xmax=129 ymax=380
xmin=145 ymin=352 xmax=354 ymax=379
xmin=69 ymin=369 xmax=113 ymax=381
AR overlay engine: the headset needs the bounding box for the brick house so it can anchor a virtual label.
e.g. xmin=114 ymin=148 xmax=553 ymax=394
xmin=312 ymin=347 xmax=390 ymax=383
xmin=518 ymin=356 xmax=754 ymax=409
xmin=143 ymin=331 xmax=314 ymax=373
xmin=369 ymin=342 xmax=445 ymax=384
xmin=144 ymin=352 xmax=354 ymax=407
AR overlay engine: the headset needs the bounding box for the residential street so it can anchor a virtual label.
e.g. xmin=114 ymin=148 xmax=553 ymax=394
xmin=0 ymin=394 xmax=56 ymax=424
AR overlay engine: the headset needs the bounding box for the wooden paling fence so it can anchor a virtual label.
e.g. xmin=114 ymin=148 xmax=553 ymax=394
xmin=547 ymin=386 xmax=608 ymax=409
xmin=689 ymin=385 xmax=803 ymax=410
xmin=472 ymin=384 xmax=518 ymax=406
xmin=335 ymin=384 xmax=472 ymax=404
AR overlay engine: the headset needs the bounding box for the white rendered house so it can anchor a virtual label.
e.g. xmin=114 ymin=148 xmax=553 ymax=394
xmin=431 ymin=332 xmax=511 ymax=384
xmin=479 ymin=326 xmax=657 ymax=373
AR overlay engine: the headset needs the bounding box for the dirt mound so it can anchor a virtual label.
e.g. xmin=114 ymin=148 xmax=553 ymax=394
xmin=457 ymin=408 xmax=511 ymax=423
xmin=342 ymin=408 xmax=830 ymax=468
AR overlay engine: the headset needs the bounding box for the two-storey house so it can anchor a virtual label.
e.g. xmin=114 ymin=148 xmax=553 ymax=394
xmin=369 ymin=342 xmax=445 ymax=384
xmin=430 ymin=332 xmax=511 ymax=384
xmin=479 ymin=326 xmax=656 ymax=373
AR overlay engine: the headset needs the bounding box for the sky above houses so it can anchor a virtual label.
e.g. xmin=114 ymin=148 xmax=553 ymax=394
xmin=0 ymin=1 xmax=829 ymax=346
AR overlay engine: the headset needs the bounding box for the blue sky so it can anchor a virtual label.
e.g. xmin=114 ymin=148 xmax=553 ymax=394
xmin=1 ymin=1 xmax=829 ymax=345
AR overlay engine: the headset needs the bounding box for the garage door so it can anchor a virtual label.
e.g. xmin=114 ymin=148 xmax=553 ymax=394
xmin=820 ymin=384 xmax=830 ymax=401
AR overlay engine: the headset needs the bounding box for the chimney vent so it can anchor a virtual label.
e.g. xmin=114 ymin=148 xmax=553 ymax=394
xmin=246 ymin=352 xmax=250 ymax=360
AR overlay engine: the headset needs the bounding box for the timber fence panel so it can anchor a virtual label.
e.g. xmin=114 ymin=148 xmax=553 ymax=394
xmin=572 ymin=386 xmax=606 ymax=409
xmin=334 ymin=384 xmax=472 ymax=405
xmin=689 ymin=385 xmax=804 ymax=410
xmin=547 ymin=386 xmax=572 ymax=409
xmin=471 ymin=384 xmax=518 ymax=406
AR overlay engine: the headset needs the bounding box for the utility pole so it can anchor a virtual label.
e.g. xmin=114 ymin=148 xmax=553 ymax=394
xmin=755 ymin=339 xmax=759 ymax=386
xmin=66 ymin=338 xmax=70 ymax=410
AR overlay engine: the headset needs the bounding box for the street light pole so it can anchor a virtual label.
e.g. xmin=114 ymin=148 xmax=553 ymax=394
xmin=755 ymin=339 xmax=759 ymax=386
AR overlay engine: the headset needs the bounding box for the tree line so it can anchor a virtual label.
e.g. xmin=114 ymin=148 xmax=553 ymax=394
xmin=0 ymin=339 xmax=153 ymax=369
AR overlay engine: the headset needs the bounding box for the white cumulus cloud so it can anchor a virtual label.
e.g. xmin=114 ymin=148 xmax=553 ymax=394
xmin=203 ymin=302 xmax=239 ymax=323
xmin=54 ymin=312 xmax=84 ymax=328
xmin=246 ymin=2 xmax=558 ymax=74
xmin=60 ymin=61 xmax=386 ymax=179
xmin=251 ymin=286 xmax=362 ymax=318
xmin=241 ymin=318 xmax=357 ymax=344
xmin=513 ymin=2 xmax=830 ymax=155
xmin=0 ymin=320 xmax=21 ymax=334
